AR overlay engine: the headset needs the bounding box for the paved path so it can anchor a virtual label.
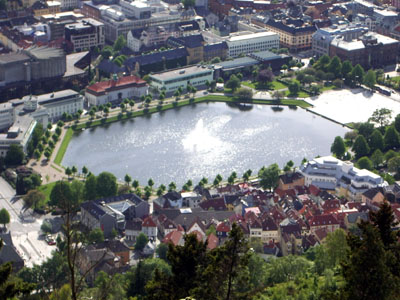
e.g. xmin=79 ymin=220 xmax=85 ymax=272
xmin=0 ymin=177 xmax=54 ymax=267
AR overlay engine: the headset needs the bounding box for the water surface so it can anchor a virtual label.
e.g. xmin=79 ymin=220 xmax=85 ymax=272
xmin=63 ymin=103 xmax=348 ymax=187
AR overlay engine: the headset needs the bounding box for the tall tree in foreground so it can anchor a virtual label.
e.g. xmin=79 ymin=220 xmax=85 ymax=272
xmin=330 ymin=136 xmax=346 ymax=159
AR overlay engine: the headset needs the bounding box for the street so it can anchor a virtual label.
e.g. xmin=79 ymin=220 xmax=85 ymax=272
xmin=0 ymin=177 xmax=54 ymax=267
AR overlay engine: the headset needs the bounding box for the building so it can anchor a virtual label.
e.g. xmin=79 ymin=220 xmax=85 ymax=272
xmin=226 ymin=31 xmax=279 ymax=57
xmin=60 ymin=0 xmax=78 ymax=10
xmin=0 ymin=233 xmax=24 ymax=272
xmin=86 ymin=75 xmax=148 ymax=106
xmin=300 ymin=156 xmax=386 ymax=201
xmin=14 ymin=89 xmax=84 ymax=124
xmin=254 ymin=18 xmax=316 ymax=53
xmin=32 ymin=0 xmax=61 ymax=16
xmin=312 ymin=23 xmax=368 ymax=58
xmin=0 ymin=103 xmax=15 ymax=132
xmin=65 ymin=18 xmax=105 ymax=52
xmin=0 ymin=115 xmax=36 ymax=157
xmin=40 ymin=11 xmax=84 ymax=41
xmin=149 ymin=65 xmax=214 ymax=93
xmin=330 ymin=32 xmax=399 ymax=69
xmin=309 ymin=214 xmax=340 ymax=234
xmin=80 ymin=193 xmax=150 ymax=236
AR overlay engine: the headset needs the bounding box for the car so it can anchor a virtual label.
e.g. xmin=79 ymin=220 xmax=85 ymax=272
xmin=45 ymin=234 xmax=56 ymax=245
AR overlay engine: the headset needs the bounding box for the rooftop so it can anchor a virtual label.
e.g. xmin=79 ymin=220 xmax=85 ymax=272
xmin=150 ymin=65 xmax=212 ymax=81
xmin=228 ymin=31 xmax=277 ymax=42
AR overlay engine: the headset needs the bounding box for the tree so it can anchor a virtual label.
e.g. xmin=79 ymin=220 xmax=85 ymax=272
xmin=331 ymin=136 xmax=346 ymax=158
xmin=388 ymin=156 xmax=400 ymax=176
xmin=156 ymin=243 xmax=169 ymax=261
xmin=135 ymin=233 xmax=148 ymax=252
xmin=225 ymin=74 xmax=241 ymax=92
xmin=371 ymin=149 xmax=384 ymax=168
xmin=96 ymin=172 xmax=117 ymax=198
xmin=341 ymin=60 xmax=353 ymax=77
xmin=333 ymin=78 xmax=344 ymax=88
xmin=288 ymin=80 xmax=300 ymax=96
xmin=65 ymin=167 xmax=72 ymax=179
xmin=0 ymin=208 xmax=10 ymax=228
xmin=353 ymin=135 xmax=370 ymax=159
xmin=272 ymin=90 xmax=285 ymax=100
xmin=49 ymin=181 xmax=73 ymax=209
xmin=259 ymin=163 xmax=280 ymax=191
xmin=324 ymin=228 xmax=349 ymax=269
xmin=113 ymin=35 xmax=126 ymax=52
xmin=357 ymin=156 xmax=373 ymax=170
xmin=394 ymin=114 xmax=400 ymax=133
xmin=71 ymin=166 xmax=77 ymax=177
xmin=327 ymin=56 xmax=342 ymax=78
xmin=234 ymin=88 xmax=253 ymax=101
xmin=168 ymin=182 xmax=176 ymax=192
xmin=101 ymin=46 xmax=113 ymax=60
xmin=132 ymin=180 xmax=139 ymax=190
xmin=124 ymin=174 xmax=132 ymax=186
xmin=85 ymin=174 xmax=97 ymax=200
xmin=357 ymin=122 xmax=375 ymax=139
xmin=5 ymin=144 xmax=24 ymax=166
xmin=257 ymin=68 xmax=274 ymax=85
xmin=384 ymin=126 xmax=400 ymax=150
xmin=23 ymin=189 xmax=45 ymax=210
xmin=148 ymin=178 xmax=154 ymax=188
xmin=364 ymin=69 xmax=376 ymax=89
xmin=129 ymin=100 xmax=135 ymax=111
xmin=88 ymin=228 xmax=104 ymax=244
xmin=369 ymin=129 xmax=384 ymax=152
xmin=369 ymin=108 xmax=392 ymax=128
xmin=181 ymin=0 xmax=195 ymax=9
xmin=351 ymin=64 xmax=365 ymax=85
xmin=82 ymin=166 xmax=88 ymax=178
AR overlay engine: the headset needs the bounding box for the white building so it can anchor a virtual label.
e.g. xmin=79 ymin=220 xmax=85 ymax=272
xmin=60 ymin=0 xmax=78 ymax=10
xmin=0 ymin=103 xmax=14 ymax=132
xmin=85 ymin=75 xmax=148 ymax=106
xmin=149 ymin=65 xmax=214 ymax=93
xmin=226 ymin=31 xmax=279 ymax=58
xmin=300 ymin=156 xmax=386 ymax=201
xmin=65 ymin=18 xmax=105 ymax=52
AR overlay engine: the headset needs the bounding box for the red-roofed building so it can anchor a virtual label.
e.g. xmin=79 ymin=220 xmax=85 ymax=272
xmin=142 ymin=216 xmax=157 ymax=239
xmin=216 ymin=222 xmax=231 ymax=238
xmin=163 ymin=230 xmax=184 ymax=246
xmin=207 ymin=233 xmax=218 ymax=250
xmin=309 ymin=214 xmax=340 ymax=234
xmin=86 ymin=75 xmax=148 ymax=106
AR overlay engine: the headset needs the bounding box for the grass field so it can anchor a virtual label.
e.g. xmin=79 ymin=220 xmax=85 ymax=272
xmin=54 ymin=127 xmax=73 ymax=165
xmin=242 ymin=81 xmax=287 ymax=91
xmin=390 ymin=76 xmax=400 ymax=83
xmin=284 ymin=90 xmax=310 ymax=98
xmin=320 ymin=85 xmax=336 ymax=92
xmin=37 ymin=181 xmax=57 ymax=207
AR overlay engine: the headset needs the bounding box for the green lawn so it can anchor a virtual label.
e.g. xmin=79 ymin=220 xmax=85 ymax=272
xmin=37 ymin=181 xmax=57 ymax=208
xmin=285 ymin=90 xmax=310 ymax=98
xmin=242 ymin=81 xmax=287 ymax=91
xmin=390 ymin=76 xmax=400 ymax=83
xmin=320 ymin=85 xmax=336 ymax=92
xmin=270 ymin=81 xmax=288 ymax=90
xmin=54 ymin=127 xmax=74 ymax=165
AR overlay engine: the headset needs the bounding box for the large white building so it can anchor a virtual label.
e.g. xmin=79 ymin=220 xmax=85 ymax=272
xmin=65 ymin=18 xmax=105 ymax=52
xmin=149 ymin=65 xmax=214 ymax=93
xmin=85 ymin=75 xmax=148 ymax=106
xmin=300 ymin=156 xmax=386 ymax=201
xmin=226 ymin=31 xmax=280 ymax=58
xmin=0 ymin=103 xmax=15 ymax=132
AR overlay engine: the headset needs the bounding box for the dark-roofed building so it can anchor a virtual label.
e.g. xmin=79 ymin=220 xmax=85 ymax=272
xmin=0 ymin=232 xmax=24 ymax=272
xmin=277 ymin=172 xmax=305 ymax=191
xmin=167 ymin=34 xmax=205 ymax=64
xmin=309 ymin=214 xmax=339 ymax=234
xmin=81 ymin=193 xmax=149 ymax=236
xmin=92 ymin=240 xmax=130 ymax=265
xmin=203 ymin=42 xmax=228 ymax=62
xmin=125 ymin=218 xmax=143 ymax=241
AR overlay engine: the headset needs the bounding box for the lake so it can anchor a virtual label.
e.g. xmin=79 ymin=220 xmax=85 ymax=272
xmin=62 ymin=102 xmax=348 ymax=187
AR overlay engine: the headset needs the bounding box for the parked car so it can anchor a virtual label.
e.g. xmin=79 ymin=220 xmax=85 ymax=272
xmin=45 ymin=234 xmax=56 ymax=245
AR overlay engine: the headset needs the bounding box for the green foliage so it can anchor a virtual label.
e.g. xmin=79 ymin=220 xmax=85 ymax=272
xmin=357 ymin=156 xmax=373 ymax=170
xmin=331 ymin=136 xmax=346 ymax=159
xmin=5 ymin=144 xmax=25 ymax=166
xmin=327 ymin=56 xmax=342 ymax=78
xmin=181 ymin=0 xmax=195 ymax=8
xmin=384 ymin=126 xmax=400 ymax=150
xmin=156 ymin=243 xmax=169 ymax=261
xmin=88 ymin=228 xmax=105 ymax=244
xmin=101 ymin=46 xmax=113 ymax=60
xmin=371 ymin=149 xmax=384 ymax=168
xmin=259 ymin=163 xmax=280 ymax=191
xmin=226 ymin=75 xmax=241 ymax=92
xmin=96 ymin=172 xmax=117 ymax=198
xmin=85 ymin=174 xmax=97 ymax=200
xmin=351 ymin=64 xmax=365 ymax=85
xmin=363 ymin=69 xmax=376 ymax=89
xmin=49 ymin=181 xmax=73 ymax=210
xmin=288 ymin=80 xmax=300 ymax=96
xmin=23 ymin=189 xmax=45 ymax=210
xmin=369 ymin=108 xmax=392 ymax=128
xmin=369 ymin=129 xmax=384 ymax=152
xmin=113 ymin=35 xmax=126 ymax=52
xmin=0 ymin=208 xmax=10 ymax=227
xmin=395 ymin=114 xmax=400 ymax=133
xmin=353 ymin=135 xmax=370 ymax=159
xmin=234 ymin=88 xmax=253 ymax=101
xmin=135 ymin=233 xmax=148 ymax=252
xmin=357 ymin=122 xmax=374 ymax=139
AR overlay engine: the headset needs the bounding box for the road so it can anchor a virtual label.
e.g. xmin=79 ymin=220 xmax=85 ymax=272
xmin=0 ymin=177 xmax=54 ymax=267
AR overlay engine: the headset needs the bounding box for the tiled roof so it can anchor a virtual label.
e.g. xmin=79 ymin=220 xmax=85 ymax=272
xmin=81 ymin=201 xmax=106 ymax=220
xmin=362 ymin=187 xmax=383 ymax=200
xmin=216 ymin=222 xmax=231 ymax=232
xmin=207 ymin=233 xmax=218 ymax=250
xmin=163 ymin=230 xmax=183 ymax=245
xmin=142 ymin=216 xmax=157 ymax=227
xmin=279 ymin=172 xmax=304 ymax=184
xmin=310 ymin=214 xmax=339 ymax=226
xmin=199 ymin=197 xmax=226 ymax=211
xmin=87 ymin=75 xmax=146 ymax=93
xmin=126 ymin=218 xmax=142 ymax=231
